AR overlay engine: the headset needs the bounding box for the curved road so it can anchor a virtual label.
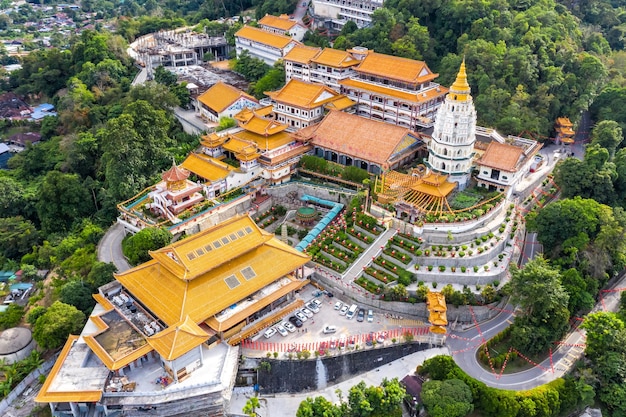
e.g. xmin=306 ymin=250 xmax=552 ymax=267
xmin=97 ymin=222 xmax=132 ymax=273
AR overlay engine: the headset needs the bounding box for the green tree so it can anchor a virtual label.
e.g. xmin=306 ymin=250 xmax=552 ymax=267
xmin=591 ymin=120 xmax=623 ymax=158
xmin=36 ymin=171 xmax=92 ymax=235
xmin=297 ymin=396 xmax=343 ymax=417
xmin=421 ymin=379 xmax=474 ymax=417
xmin=243 ymin=396 xmax=260 ymax=417
xmin=234 ymin=50 xmax=270 ymax=82
xmin=0 ymin=216 xmax=40 ymax=260
xmin=581 ymin=312 xmax=626 ymax=359
xmin=154 ymin=65 xmax=178 ymax=86
xmin=122 ymin=227 xmax=172 ymax=265
xmin=33 ymin=301 xmax=85 ymax=349
xmin=26 ymin=306 xmax=47 ymax=326
xmin=0 ymin=303 xmax=25 ymax=330
xmin=252 ymin=61 xmax=286 ymax=98
xmin=59 ymin=280 xmax=96 ymax=315
xmin=86 ymin=262 xmax=117 ymax=289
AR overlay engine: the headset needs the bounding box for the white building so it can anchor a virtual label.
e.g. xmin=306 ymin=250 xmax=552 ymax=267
xmin=258 ymin=14 xmax=308 ymax=41
xmin=425 ymin=61 xmax=476 ymax=190
xmin=234 ymin=25 xmax=301 ymax=66
xmin=312 ymin=0 xmax=385 ymax=29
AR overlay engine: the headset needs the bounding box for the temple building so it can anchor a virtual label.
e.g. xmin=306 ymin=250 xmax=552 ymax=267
xmin=311 ymin=0 xmax=385 ymax=30
xmin=294 ymin=110 xmax=426 ymax=174
xmin=258 ymin=14 xmax=308 ymax=41
xmin=265 ymin=78 xmax=355 ymax=130
xmin=234 ymin=25 xmax=301 ymax=65
xmin=284 ymin=46 xmax=361 ymax=89
xmin=425 ymin=60 xmax=476 ymax=190
xmin=36 ymin=215 xmax=311 ymax=417
xmin=554 ymin=117 xmax=575 ymax=145
xmin=196 ymin=82 xmax=259 ymax=123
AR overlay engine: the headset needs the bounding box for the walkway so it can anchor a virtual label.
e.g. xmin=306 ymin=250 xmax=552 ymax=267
xmin=342 ymin=227 xmax=397 ymax=280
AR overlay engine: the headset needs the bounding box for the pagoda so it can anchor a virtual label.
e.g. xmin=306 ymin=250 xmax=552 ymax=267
xmin=147 ymin=162 xmax=204 ymax=222
xmin=426 ymin=60 xmax=477 ymax=190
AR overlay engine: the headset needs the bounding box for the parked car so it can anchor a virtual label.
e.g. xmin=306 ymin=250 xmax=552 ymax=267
xmin=312 ymin=299 xmax=322 ymax=308
xmin=323 ymin=325 xmax=337 ymax=334
xmin=367 ymin=309 xmax=374 ymax=323
xmin=357 ymin=308 xmax=365 ymax=322
xmin=264 ymin=328 xmax=277 ymax=339
xmin=329 ymin=337 xmax=337 ymax=349
xmin=301 ymin=308 xmax=314 ymax=318
xmin=377 ymin=331 xmax=387 ymax=344
xmin=334 ymin=301 xmax=343 ymax=310
xmin=283 ymin=321 xmax=296 ymax=332
xmin=275 ymin=324 xmax=288 ymax=337
xmin=339 ymin=305 xmax=349 ymax=316
xmin=289 ymin=315 xmax=303 ymax=328
xmin=305 ymin=302 xmax=319 ymax=313
xmin=295 ymin=311 xmax=308 ymax=322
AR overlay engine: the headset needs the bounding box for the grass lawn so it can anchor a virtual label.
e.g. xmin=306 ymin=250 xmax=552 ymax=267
xmin=449 ymin=190 xmax=483 ymax=210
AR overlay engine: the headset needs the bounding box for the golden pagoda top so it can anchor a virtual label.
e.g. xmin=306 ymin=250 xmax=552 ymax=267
xmin=448 ymin=59 xmax=471 ymax=101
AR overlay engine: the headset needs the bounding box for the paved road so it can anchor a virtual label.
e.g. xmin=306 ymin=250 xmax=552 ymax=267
xmin=97 ymin=222 xmax=132 ymax=273
xmin=519 ymin=231 xmax=542 ymax=267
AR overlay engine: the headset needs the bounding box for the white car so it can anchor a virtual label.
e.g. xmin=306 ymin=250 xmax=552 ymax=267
xmin=263 ymin=328 xmax=277 ymax=339
xmin=312 ymin=299 xmax=322 ymax=308
xmin=283 ymin=321 xmax=296 ymax=333
xmin=367 ymin=309 xmax=374 ymax=323
xmin=339 ymin=305 xmax=348 ymax=316
xmin=334 ymin=301 xmax=343 ymax=310
xmin=305 ymin=302 xmax=320 ymax=313
xmin=275 ymin=324 xmax=288 ymax=337
xmin=301 ymin=308 xmax=314 ymax=318
xmin=295 ymin=311 xmax=308 ymax=322
xmin=323 ymin=325 xmax=337 ymax=334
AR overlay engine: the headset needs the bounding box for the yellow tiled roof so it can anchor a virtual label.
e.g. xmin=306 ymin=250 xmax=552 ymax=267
xmin=223 ymin=137 xmax=261 ymax=161
xmin=235 ymin=105 xmax=275 ymax=123
xmin=295 ymin=111 xmax=419 ymax=166
xmin=114 ymin=216 xmax=310 ymax=327
xmin=197 ymin=81 xmax=258 ymax=113
xmin=312 ymin=48 xmax=360 ymax=68
xmin=235 ymin=25 xmax=296 ymax=49
xmin=556 ymin=117 xmax=573 ymax=127
xmin=35 ymin=336 xmax=104 ymax=404
xmin=241 ymin=114 xmax=288 ymax=136
xmin=427 ymin=291 xmax=447 ymax=312
xmin=356 ymin=52 xmax=439 ymax=84
xmin=182 ymin=153 xmax=232 ymax=182
xmin=339 ymin=78 xmax=447 ymax=103
xmin=266 ymin=79 xmax=341 ymax=108
xmin=324 ymin=96 xmax=356 ymax=111
xmin=284 ymin=45 xmax=322 ymax=64
xmin=200 ymin=132 xmax=227 ymax=148
xmin=233 ymin=129 xmax=293 ymax=151
xmin=147 ymin=316 xmax=209 ymax=361
xmin=258 ymin=14 xmax=299 ymax=31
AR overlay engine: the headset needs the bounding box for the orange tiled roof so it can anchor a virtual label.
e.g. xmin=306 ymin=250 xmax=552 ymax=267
xmin=235 ymin=25 xmax=297 ymax=49
xmin=162 ymin=162 xmax=190 ymax=182
xmin=284 ymin=45 xmax=322 ymax=64
xmin=147 ymin=316 xmax=209 ymax=361
xmin=114 ymin=216 xmax=310 ymax=327
xmin=258 ymin=14 xmax=299 ymax=31
xmin=478 ymin=142 xmax=524 ymax=172
xmin=556 ymin=117 xmax=573 ymax=127
xmin=312 ymin=48 xmax=360 ymax=68
xmin=355 ymin=52 xmax=439 ymax=84
xmin=295 ymin=111 xmax=420 ymax=166
xmin=197 ymin=81 xmax=258 ymax=113
xmin=324 ymin=96 xmax=356 ymax=111
xmin=339 ymin=78 xmax=447 ymax=103
xmin=266 ymin=79 xmax=342 ymax=108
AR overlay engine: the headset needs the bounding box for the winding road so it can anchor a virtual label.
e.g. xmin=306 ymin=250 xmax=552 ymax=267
xmin=97 ymin=222 xmax=131 ymax=273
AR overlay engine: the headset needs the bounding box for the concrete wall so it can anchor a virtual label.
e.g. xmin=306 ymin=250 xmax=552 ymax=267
xmin=257 ymin=342 xmax=437 ymax=394
xmin=266 ymin=181 xmax=358 ymax=208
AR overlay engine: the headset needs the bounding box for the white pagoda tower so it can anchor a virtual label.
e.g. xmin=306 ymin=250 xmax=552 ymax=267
xmin=426 ymin=60 xmax=476 ymax=190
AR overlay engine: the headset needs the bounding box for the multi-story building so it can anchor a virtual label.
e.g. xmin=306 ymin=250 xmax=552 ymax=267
xmin=265 ymin=78 xmax=355 ymax=129
xmin=339 ymin=48 xmax=447 ymax=130
xmin=425 ymin=61 xmax=476 ymax=190
xmin=196 ymin=82 xmax=259 ymax=122
xmin=234 ymin=25 xmax=301 ymax=65
xmin=311 ymin=0 xmax=385 ymax=29
xmin=284 ymin=46 xmax=447 ymax=130
xmin=258 ymin=14 xmax=308 ymax=41
xmin=36 ymin=215 xmax=311 ymax=417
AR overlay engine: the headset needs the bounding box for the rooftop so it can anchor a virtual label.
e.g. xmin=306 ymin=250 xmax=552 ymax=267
xmin=294 ymin=111 xmax=422 ymax=166
xmin=197 ymin=82 xmax=258 ymax=113
xmin=355 ymin=52 xmax=439 ymax=84
xmin=258 ymin=14 xmax=300 ymax=31
xmin=312 ymin=48 xmax=360 ymax=68
xmin=339 ymin=78 xmax=447 ymax=103
xmin=266 ymin=79 xmax=342 ymax=108
xmin=181 ymin=153 xmax=233 ymax=182
xmin=283 ymin=45 xmax=322 ymax=64
xmin=235 ymin=25 xmax=297 ymax=49
xmin=478 ymin=142 xmax=525 ymax=172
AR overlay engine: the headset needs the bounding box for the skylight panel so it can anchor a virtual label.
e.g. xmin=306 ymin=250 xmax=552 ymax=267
xmin=229 ymin=233 xmax=238 ymax=241
xmin=245 ymin=226 xmax=253 ymax=234
xmin=213 ymin=240 xmax=222 ymax=248
xmin=241 ymin=266 xmax=256 ymax=281
xmin=224 ymin=275 xmax=240 ymax=289
xmin=237 ymin=230 xmax=245 ymax=238
xmin=221 ymin=236 xmax=230 ymax=245
xmin=186 ymin=252 xmax=196 ymax=261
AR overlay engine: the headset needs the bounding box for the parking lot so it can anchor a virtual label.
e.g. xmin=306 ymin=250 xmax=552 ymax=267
xmin=244 ymin=285 xmax=427 ymax=357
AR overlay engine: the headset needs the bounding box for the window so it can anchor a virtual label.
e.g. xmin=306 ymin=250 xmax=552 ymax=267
xmin=195 ymin=248 xmax=205 ymax=256
xmin=204 ymin=244 xmax=213 ymax=252
xmin=221 ymin=237 xmax=230 ymax=245
xmin=213 ymin=240 xmax=222 ymax=248
xmin=245 ymin=226 xmax=253 ymax=234
xmin=229 ymin=233 xmax=238 ymax=241
xmin=237 ymin=230 xmax=245 ymax=238
xmin=224 ymin=275 xmax=240 ymax=289
xmin=241 ymin=266 xmax=256 ymax=280
xmin=186 ymin=252 xmax=197 ymax=261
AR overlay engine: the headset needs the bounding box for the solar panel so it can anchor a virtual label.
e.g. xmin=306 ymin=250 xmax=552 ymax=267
xmin=241 ymin=266 xmax=256 ymax=280
xmin=224 ymin=275 xmax=240 ymax=289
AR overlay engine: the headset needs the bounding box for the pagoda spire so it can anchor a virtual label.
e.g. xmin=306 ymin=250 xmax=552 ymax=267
xmin=449 ymin=58 xmax=471 ymax=101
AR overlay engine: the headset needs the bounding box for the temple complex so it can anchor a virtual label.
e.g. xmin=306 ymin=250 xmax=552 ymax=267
xmin=37 ymin=215 xmax=310 ymax=416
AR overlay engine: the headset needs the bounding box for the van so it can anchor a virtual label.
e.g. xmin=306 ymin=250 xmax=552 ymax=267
xmin=346 ymin=304 xmax=358 ymax=320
